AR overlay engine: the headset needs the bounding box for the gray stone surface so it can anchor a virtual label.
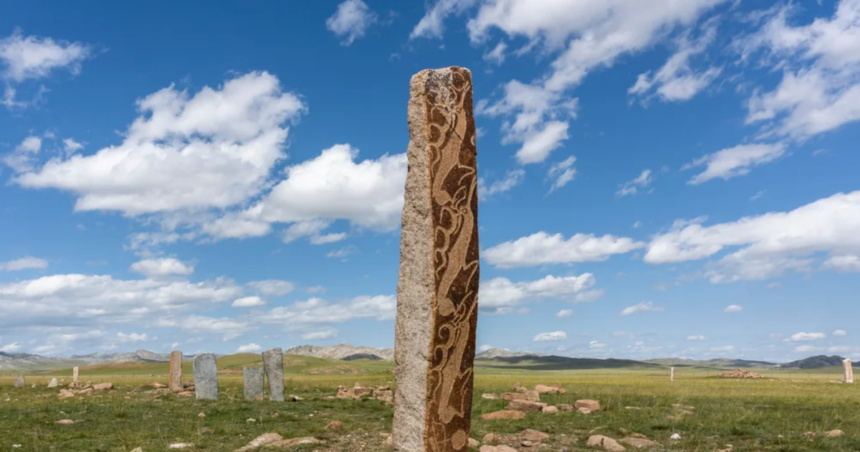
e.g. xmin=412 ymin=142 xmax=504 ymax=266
xmin=73 ymin=366 xmax=79 ymax=382
xmin=262 ymin=348 xmax=284 ymax=402
xmin=243 ymin=367 xmax=265 ymax=401
xmin=393 ymin=67 xmax=480 ymax=452
xmin=169 ymin=351 xmax=183 ymax=391
xmin=47 ymin=378 xmax=58 ymax=388
xmin=14 ymin=376 xmax=24 ymax=388
xmin=193 ymin=353 xmax=218 ymax=400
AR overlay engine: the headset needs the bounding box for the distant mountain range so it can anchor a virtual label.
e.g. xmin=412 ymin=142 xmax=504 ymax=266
xmin=642 ymin=358 xmax=779 ymax=368
xmin=0 ymin=349 xmax=171 ymax=371
xmin=1 ymin=345 xmax=854 ymax=372
xmin=285 ymin=344 xmax=394 ymax=361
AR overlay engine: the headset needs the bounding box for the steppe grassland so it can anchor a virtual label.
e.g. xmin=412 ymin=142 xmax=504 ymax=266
xmin=0 ymin=358 xmax=857 ymax=451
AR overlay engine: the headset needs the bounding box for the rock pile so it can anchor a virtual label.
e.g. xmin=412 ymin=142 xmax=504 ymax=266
xmin=333 ymin=383 xmax=393 ymax=404
xmin=718 ymin=368 xmax=766 ymax=379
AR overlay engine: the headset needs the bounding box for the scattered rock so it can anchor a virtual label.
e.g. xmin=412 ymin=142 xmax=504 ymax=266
xmin=620 ymin=437 xmax=659 ymax=449
xmin=718 ymin=368 xmax=765 ymax=379
xmin=521 ymin=440 xmax=534 ymax=447
xmin=523 ymin=389 xmax=541 ymax=402
xmin=480 ymin=446 xmax=517 ymax=452
xmin=247 ymin=418 xmax=256 ymax=423
xmin=480 ymin=410 xmax=527 ymax=420
xmin=803 ymin=432 xmax=816 ymax=439
xmin=290 ymin=395 xmax=303 ymax=402
xmin=559 ymin=404 xmax=573 ymax=411
xmin=236 ymin=433 xmax=283 ymax=451
xmin=513 ymin=382 xmax=522 ymax=391
xmin=483 ymin=433 xmax=499 ymax=444
xmin=383 ymin=435 xmax=393 ymax=447
xmin=58 ymin=389 xmax=75 ymax=400
xmin=468 ymin=438 xmax=480 ymax=448
xmin=199 ymin=428 xmax=214 ymax=434
xmin=13 ymin=377 xmax=24 ymax=388
xmin=506 ymin=400 xmax=547 ymax=412
xmin=325 ymin=420 xmax=342 ymax=430
xmin=482 ymin=393 xmax=499 ymax=400
xmin=47 ymin=378 xmax=58 ymax=388
xmin=677 ymin=409 xmax=694 ymax=416
xmin=131 ymin=448 xmax=143 ymax=452
xmin=197 ymin=412 xmax=205 ymax=418
xmin=501 ymin=392 xmax=526 ymax=401
xmin=587 ymin=435 xmax=626 ymax=452
xmin=542 ymin=405 xmax=558 ymax=414
xmin=575 ymin=400 xmax=600 ymax=411
xmin=534 ymin=384 xmax=564 ymax=394
xmin=168 ymin=444 xmax=192 ymax=449
xmin=578 ymin=407 xmax=593 ymax=415
xmin=93 ymin=383 xmax=113 ymax=391
xmin=669 ymin=433 xmax=681 ymax=441
xmin=825 ymin=430 xmax=844 ymax=437
xmin=150 ymin=382 xmax=167 ymax=389
xmin=521 ymin=429 xmax=549 ymax=443
xmin=54 ymin=419 xmax=75 ymax=425
xmin=624 ymin=406 xmax=641 ymax=410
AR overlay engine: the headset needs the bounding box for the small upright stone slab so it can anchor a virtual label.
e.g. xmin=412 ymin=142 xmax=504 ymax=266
xmin=844 ymin=359 xmax=854 ymax=383
xmin=169 ymin=351 xmax=183 ymax=391
xmin=670 ymin=367 xmax=675 ymax=382
xmin=262 ymin=348 xmax=285 ymax=402
xmin=393 ymin=67 xmax=480 ymax=452
xmin=73 ymin=366 xmax=79 ymax=383
xmin=47 ymin=378 xmax=58 ymax=388
xmin=193 ymin=353 xmax=218 ymax=400
xmin=14 ymin=376 xmax=24 ymax=388
xmin=244 ymin=367 xmax=265 ymax=401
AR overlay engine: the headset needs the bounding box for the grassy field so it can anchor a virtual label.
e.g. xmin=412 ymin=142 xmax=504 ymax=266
xmin=1 ymin=357 xmax=857 ymax=451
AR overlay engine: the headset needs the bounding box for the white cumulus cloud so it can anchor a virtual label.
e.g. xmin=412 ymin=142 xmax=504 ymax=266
xmin=533 ymin=331 xmax=567 ymax=342
xmin=724 ymin=305 xmax=743 ymax=313
xmin=237 ymin=343 xmax=261 ymax=353
xmin=556 ymin=309 xmax=573 ymax=318
xmin=617 ymin=170 xmax=653 ymax=196
xmin=683 ymin=143 xmax=786 ymax=185
xmin=232 ymin=296 xmax=267 ymax=308
xmin=788 ymin=332 xmax=826 ymax=342
xmin=130 ymin=258 xmax=194 ymax=277
xmin=645 ymin=191 xmax=860 ymax=282
xmin=620 ymin=301 xmax=665 ymax=316
xmin=326 ymin=0 xmax=378 ymax=46
xmin=484 ymin=231 xmax=644 ymax=268
xmin=480 ymin=274 xmax=600 ymax=313
xmin=0 ymin=256 xmax=47 ymax=272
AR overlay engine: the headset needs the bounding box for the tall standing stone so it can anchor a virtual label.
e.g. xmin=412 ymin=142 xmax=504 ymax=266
xmin=193 ymin=353 xmax=218 ymax=400
xmin=73 ymin=366 xmax=79 ymax=383
xmin=14 ymin=376 xmax=24 ymax=388
xmin=169 ymin=351 xmax=183 ymax=392
xmin=844 ymin=359 xmax=854 ymax=383
xmin=393 ymin=67 xmax=480 ymax=452
xmin=47 ymin=378 xmax=58 ymax=388
xmin=670 ymin=367 xmax=675 ymax=382
xmin=244 ymin=367 xmax=265 ymax=400
xmin=262 ymin=348 xmax=285 ymax=402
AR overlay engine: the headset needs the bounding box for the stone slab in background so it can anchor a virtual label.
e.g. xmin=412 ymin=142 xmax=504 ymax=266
xmin=262 ymin=348 xmax=285 ymax=402
xmin=193 ymin=353 xmax=218 ymax=400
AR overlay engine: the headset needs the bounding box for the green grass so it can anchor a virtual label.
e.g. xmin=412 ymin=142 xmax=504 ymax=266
xmin=1 ymin=358 xmax=858 ymax=451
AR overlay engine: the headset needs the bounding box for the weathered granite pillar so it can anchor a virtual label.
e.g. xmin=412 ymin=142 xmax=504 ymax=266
xmin=169 ymin=351 xmax=183 ymax=392
xmin=844 ymin=359 xmax=854 ymax=383
xmin=73 ymin=366 xmax=79 ymax=382
xmin=670 ymin=367 xmax=675 ymax=382
xmin=262 ymin=348 xmax=285 ymax=402
xmin=393 ymin=67 xmax=480 ymax=452
xmin=193 ymin=353 xmax=218 ymax=400
xmin=244 ymin=367 xmax=265 ymax=400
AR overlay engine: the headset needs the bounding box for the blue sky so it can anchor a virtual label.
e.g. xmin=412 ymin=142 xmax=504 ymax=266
xmin=1 ymin=0 xmax=859 ymax=361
